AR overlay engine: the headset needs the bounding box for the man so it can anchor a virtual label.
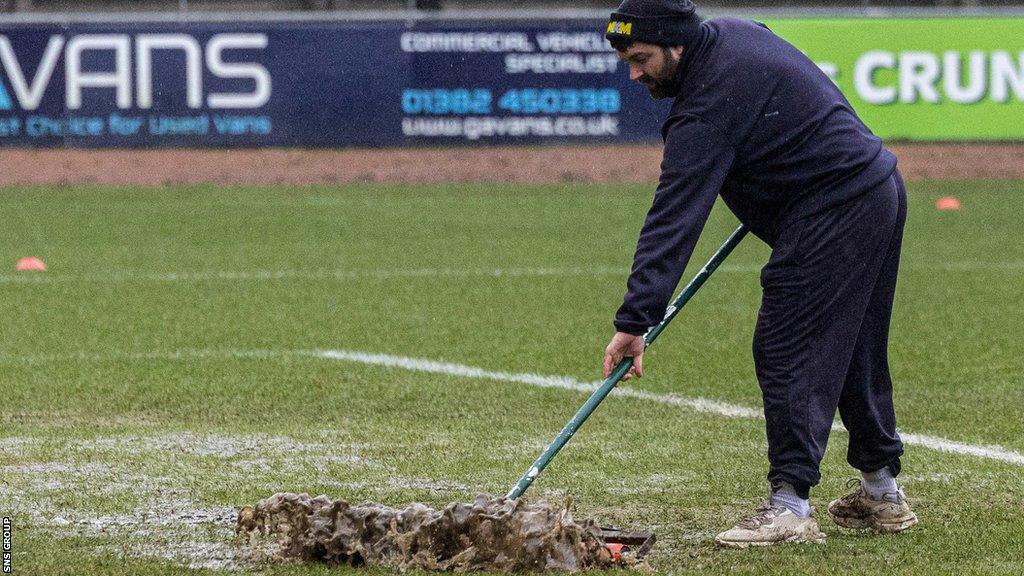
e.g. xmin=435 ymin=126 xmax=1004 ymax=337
xmin=601 ymin=0 xmax=918 ymax=547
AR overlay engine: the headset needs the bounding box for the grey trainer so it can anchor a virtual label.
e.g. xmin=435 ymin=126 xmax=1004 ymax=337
xmin=828 ymin=479 xmax=918 ymax=533
xmin=715 ymin=502 xmax=826 ymax=548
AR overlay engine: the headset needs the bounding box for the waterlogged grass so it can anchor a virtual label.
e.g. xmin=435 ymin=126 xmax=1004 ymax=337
xmin=1 ymin=181 xmax=1023 ymax=575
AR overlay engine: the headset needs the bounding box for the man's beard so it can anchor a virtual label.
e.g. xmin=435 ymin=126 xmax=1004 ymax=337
xmin=639 ymin=48 xmax=681 ymax=99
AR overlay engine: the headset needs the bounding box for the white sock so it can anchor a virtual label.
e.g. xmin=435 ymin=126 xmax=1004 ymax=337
xmin=861 ymin=467 xmax=899 ymax=499
xmin=771 ymin=483 xmax=811 ymax=518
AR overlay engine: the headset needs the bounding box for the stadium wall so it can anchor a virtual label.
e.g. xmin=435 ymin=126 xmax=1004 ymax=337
xmin=0 ymin=10 xmax=1022 ymax=147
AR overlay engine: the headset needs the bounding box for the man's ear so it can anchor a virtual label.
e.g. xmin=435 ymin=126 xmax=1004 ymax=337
xmin=669 ymin=46 xmax=684 ymax=60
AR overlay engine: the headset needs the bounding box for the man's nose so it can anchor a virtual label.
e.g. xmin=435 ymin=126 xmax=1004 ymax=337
xmin=629 ymin=64 xmax=643 ymax=81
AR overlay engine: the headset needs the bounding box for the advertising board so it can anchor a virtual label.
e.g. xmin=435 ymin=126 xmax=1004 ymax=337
xmin=0 ymin=16 xmax=1020 ymax=147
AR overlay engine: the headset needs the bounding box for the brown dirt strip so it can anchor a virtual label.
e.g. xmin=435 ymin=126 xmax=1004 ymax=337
xmin=0 ymin=144 xmax=1020 ymax=187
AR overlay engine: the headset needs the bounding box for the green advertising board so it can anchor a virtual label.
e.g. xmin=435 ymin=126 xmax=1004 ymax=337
xmin=764 ymin=17 xmax=1024 ymax=140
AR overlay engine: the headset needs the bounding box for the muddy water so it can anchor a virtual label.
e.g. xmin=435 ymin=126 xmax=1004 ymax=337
xmin=237 ymin=493 xmax=631 ymax=571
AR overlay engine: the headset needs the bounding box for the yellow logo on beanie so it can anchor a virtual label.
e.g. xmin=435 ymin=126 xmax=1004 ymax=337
xmin=607 ymin=21 xmax=633 ymax=35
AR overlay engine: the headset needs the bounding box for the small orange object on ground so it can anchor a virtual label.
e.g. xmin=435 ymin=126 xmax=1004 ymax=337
xmin=16 ymin=257 xmax=47 ymax=271
xmin=936 ymin=196 xmax=961 ymax=211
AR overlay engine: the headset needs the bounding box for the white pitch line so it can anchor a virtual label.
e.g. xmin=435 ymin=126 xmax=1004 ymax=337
xmin=726 ymin=262 xmax=1024 ymax=272
xmin=0 ymin=266 xmax=629 ymax=285
xmin=0 ymin=349 xmax=295 ymax=365
xmin=897 ymin=432 xmax=1024 ymax=464
xmin=1 ymin=346 xmax=1020 ymax=467
xmin=313 ymin=349 xmax=1024 ymax=466
xmin=0 ymin=261 xmax=1022 ymax=285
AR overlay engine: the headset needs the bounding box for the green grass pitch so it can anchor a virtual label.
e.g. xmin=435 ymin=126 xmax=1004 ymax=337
xmin=1 ymin=180 xmax=1022 ymax=575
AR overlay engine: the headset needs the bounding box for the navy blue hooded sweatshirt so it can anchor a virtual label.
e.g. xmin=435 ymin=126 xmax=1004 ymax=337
xmin=614 ymin=17 xmax=897 ymax=335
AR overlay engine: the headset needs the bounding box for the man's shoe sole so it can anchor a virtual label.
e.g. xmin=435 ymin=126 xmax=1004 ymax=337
xmin=828 ymin=511 xmax=918 ymax=533
xmin=715 ymin=533 xmax=826 ymax=548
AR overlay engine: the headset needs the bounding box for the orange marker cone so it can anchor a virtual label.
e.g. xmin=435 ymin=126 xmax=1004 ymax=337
xmin=16 ymin=257 xmax=47 ymax=271
xmin=936 ymin=196 xmax=961 ymax=211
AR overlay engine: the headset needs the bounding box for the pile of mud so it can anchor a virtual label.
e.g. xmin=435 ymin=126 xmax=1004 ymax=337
xmin=237 ymin=493 xmax=640 ymax=572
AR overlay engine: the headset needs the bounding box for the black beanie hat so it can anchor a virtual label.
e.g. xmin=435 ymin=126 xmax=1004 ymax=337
xmin=606 ymin=0 xmax=702 ymax=48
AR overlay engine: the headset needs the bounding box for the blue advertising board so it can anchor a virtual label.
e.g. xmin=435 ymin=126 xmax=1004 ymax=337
xmin=0 ymin=19 xmax=669 ymax=147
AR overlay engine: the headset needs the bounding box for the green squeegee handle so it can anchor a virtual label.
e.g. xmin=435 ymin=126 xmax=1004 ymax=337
xmin=506 ymin=224 xmax=748 ymax=500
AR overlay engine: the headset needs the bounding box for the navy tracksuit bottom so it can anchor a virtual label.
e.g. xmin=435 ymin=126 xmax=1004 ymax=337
xmin=754 ymin=171 xmax=907 ymax=498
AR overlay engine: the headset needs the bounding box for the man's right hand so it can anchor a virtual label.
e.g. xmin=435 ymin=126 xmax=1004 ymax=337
xmin=603 ymin=331 xmax=645 ymax=381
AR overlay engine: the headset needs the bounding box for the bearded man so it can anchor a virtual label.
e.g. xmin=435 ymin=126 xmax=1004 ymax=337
xmin=600 ymin=0 xmax=918 ymax=547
